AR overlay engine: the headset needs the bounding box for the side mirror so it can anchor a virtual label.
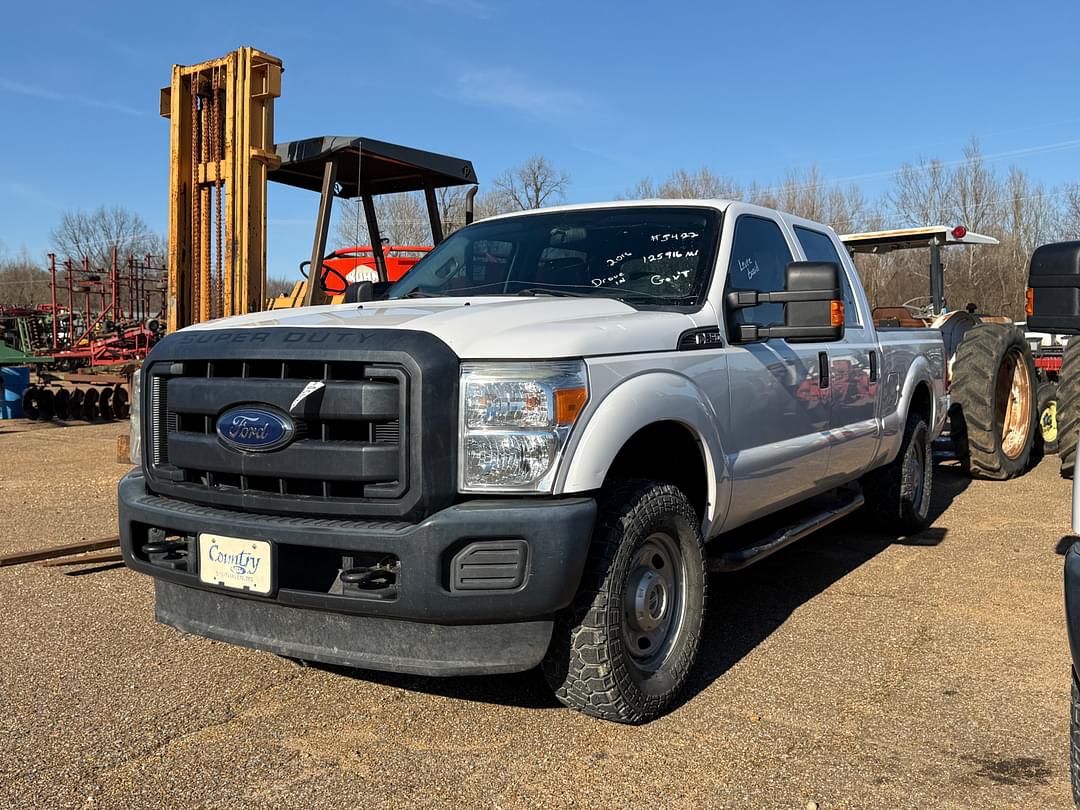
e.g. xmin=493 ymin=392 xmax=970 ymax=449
xmin=1027 ymin=241 xmax=1080 ymax=334
xmin=342 ymin=280 xmax=394 ymax=304
xmin=726 ymin=261 xmax=845 ymax=343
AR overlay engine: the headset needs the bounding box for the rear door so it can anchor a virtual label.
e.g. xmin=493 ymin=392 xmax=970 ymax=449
xmin=793 ymin=225 xmax=880 ymax=479
xmin=722 ymin=214 xmax=832 ymax=528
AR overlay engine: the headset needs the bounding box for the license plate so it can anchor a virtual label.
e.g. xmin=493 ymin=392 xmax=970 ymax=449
xmin=198 ymin=534 xmax=272 ymax=595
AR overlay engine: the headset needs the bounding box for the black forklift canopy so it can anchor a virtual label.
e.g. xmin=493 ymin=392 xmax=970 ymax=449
xmin=269 ymin=136 xmax=477 ymax=198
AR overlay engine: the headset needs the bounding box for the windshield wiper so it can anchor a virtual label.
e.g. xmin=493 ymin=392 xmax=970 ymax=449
xmin=400 ymin=288 xmax=436 ymax=298
xmin=516 ymin=288 xmax=591 ymax=298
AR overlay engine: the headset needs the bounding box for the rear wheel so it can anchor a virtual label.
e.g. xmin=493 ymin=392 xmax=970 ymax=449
xmin=542 ymin=480 xmax=707 ymax=724
xmin=949 ymin=324 xmax=1037 ymax=479
xmin=1059 ymin=340 xmax=1080 ymax=478
xmin=1038 ymin=381 xmax=1059 ymax=455
xmin=861 ymin=410 xmax=933 ymax=534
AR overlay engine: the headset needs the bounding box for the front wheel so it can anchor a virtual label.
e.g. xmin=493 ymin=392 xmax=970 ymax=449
xmin=542 ymin=480 xmax=707 ymax=724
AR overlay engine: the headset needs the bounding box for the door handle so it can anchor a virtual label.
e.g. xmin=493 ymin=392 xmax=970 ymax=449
xmin=819 ymin=351 xmax=829 ymax=389
xmin=869 ymin=350 xmax=878 ymax=382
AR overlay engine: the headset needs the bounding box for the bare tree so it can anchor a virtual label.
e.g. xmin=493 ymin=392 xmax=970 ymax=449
xmin=0 ymin=250 xmax=51 ymax=308
xmin=50 ymin=206 xmax=165 ymax=270
xmin=490 ymin=155 xmax=570 ymax=211
xmin=333 ymin=192 xmax=432 ymax=248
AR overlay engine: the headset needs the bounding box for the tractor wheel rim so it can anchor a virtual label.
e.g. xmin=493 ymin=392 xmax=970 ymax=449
xmin=622 ymin=531 xmax=686 ymax=674
xmin=1041 ymin=400 xmax=1058 ymax=444
xmin=997 ymin=348 xmax=1032 ymax=460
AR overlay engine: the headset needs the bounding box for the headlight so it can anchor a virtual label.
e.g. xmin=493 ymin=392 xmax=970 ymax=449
xmin=129 ymin=368 xmax=142 ymax=465
xmin=459 ymin=361 xmax=588 ymax=492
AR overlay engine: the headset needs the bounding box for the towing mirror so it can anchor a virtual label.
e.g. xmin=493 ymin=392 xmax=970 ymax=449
xmin=343 ymin=280 xmax=393 ymax=304
xmin=1027 ymin=241 xmax=1080 ymax=335
xmin=726 ymin=261 xmax=845 ymax=344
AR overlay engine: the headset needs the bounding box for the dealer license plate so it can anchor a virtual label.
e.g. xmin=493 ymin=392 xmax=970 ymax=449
xmin=198 ymin=534 xmax=272 ymax=595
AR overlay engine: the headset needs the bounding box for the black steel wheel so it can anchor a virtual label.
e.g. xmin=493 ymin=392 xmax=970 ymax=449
xmin=542 ymin=480 xmax=707 ymax=724
xmin=862 ymin=410 xmax=933 ymax=535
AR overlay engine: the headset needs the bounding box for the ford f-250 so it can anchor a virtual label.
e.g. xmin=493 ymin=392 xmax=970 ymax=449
xmin=120 ymin=200 xmax=946 ymax=723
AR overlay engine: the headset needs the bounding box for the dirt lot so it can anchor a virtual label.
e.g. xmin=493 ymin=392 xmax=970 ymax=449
xmin=0 ymin=419 xmax=1075 ymax=809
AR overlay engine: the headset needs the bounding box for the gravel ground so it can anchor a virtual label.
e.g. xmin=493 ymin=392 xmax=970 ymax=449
xmin=0 ymin=419 xmax=1074 ymax=809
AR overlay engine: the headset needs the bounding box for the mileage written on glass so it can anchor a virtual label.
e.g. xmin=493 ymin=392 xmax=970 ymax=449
xmin=385 ymin=207 xmax=720 ymax=306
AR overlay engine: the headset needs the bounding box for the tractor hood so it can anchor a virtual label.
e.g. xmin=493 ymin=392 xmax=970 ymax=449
xmin=182 ymin=297 xmax=707 ymax=358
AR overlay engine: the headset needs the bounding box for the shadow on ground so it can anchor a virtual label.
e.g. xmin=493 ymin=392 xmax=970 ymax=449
xmin=315 ymin=467 xmax=971 ymax=715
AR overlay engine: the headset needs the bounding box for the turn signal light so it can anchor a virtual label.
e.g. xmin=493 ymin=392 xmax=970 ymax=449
xmin=554 ymin=386 xmax=588 ymax=425
xmin=1026 ymin=287 xmax=1034 ymax=317
xmin=830 ymin=300 xmax=845 ymax=327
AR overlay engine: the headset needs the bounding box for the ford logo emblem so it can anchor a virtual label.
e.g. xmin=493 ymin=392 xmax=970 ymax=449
xmin=216 ymin=406 xmax=295 ymax=452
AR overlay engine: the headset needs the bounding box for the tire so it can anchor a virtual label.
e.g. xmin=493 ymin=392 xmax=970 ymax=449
xmin=1071 ymin=676 xmax=1080 ymax=807
xmin=1060 ymin=340 xmax=1080 ymax=479
xmin=1038 ymin=381 xmax=1059 ymax=455
xmin=861 ymin=410 xmax=933 ymax=534
xmin=542 ymin=480 xmax=707 ymax=724
xmin=949 ymin=324 xmax=1038 ymax=480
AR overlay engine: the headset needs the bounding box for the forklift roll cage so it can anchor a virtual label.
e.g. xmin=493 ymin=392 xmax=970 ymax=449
xmin=268 ymin=136 xmax=478 ymax=305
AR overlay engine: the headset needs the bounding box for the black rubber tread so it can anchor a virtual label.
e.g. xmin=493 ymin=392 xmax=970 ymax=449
xmin=949 ymin=324 xmax=1038 ymax=480
xmin=1071 ymin=676 xmax=1080 ymax=806
xmin=21 ymin=386 xmax=41 ymax=420
xmin=1037 ymin=381 xmax=1059 ymax=456
xmin=861 ymin=410 xmax=933 ymax=534
xmin=542 ymin=480 xmax=707 ymax=724
xmin=1060 ymin=340 xmax=1080 ymax=478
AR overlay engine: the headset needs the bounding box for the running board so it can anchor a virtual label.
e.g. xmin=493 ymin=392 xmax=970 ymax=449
xmin=708 ymin=491 xmax=865 ymax=572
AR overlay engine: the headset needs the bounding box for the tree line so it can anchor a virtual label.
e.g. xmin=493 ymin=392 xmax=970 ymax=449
xmin=4 ymin=140 xmax=1079 ymax=321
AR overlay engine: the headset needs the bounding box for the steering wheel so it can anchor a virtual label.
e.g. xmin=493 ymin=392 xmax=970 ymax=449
xmin=298 ymin=258 xmax=351 ymax=294
xmin=902 ymin=296 xmax=935 ymax=321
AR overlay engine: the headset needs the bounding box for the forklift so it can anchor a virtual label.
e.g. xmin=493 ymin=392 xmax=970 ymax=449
xmin=160 ymin=47 xmax=477 ymax=331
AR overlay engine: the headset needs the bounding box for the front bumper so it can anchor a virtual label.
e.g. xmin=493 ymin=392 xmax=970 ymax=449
xmin=119 ymin=472 xmax=597 ymax=674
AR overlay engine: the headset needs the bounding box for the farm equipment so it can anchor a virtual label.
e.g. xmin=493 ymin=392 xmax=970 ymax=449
xmin=843 ymin=225 xmax=1039 ymax=479
xmin=160 ymin=47 xmax=477 ymax=330
xmin=1027 ymin=241 xmax=1080 ymax=477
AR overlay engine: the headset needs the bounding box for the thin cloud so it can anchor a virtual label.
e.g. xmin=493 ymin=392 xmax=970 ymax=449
xmin=0 ymin=78 xmax=143 ymax=117
xmin=453 ymin=69 xmax=585 ymax=119
xmin=421 ymin=0 xmax=492 ymax=17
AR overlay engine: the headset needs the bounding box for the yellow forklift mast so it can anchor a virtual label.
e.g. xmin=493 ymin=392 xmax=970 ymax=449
xmin=159 ymin=47 xmax=282 ymax=332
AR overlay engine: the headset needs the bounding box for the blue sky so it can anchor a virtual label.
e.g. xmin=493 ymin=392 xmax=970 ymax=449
xmin=1 ymin=0 xmax=1078 ymax=278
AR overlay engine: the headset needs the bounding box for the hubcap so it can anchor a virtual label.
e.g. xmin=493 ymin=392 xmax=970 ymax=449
xmin=622 ymin=532 xmax=686 ymax=673
xmin=908 ymin=434 xmax=926 ymax=513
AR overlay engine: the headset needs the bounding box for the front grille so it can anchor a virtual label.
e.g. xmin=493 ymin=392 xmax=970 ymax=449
xmin=148 ymin=358 xmax=408 ymax=511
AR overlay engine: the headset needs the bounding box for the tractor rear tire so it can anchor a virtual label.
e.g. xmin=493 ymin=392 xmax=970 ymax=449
xmin=949 ymin=324 xmax=1037 ymax=480
xmin=1059 ymin=339 xmax=1080 ymax=478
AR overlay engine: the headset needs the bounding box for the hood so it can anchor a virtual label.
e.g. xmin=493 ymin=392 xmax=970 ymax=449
xmin=184 ymin=297 xmax=707 ymax=358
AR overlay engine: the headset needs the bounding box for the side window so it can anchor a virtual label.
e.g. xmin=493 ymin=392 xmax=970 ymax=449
xmin=725 ymin=216 xmax=793 ymax=327
xmin=793 ymin=226 xmax=860 ymax=327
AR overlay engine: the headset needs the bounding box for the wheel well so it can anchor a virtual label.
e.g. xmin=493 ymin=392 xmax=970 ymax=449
xmin=604 ymin=422 xmax=708 ymax=519
xmin=910 ymin=382 xmax=932 ymax=425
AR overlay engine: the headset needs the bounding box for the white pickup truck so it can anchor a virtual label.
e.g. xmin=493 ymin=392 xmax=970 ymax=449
xmin=120 ymin=200 xmax=946 ymax=723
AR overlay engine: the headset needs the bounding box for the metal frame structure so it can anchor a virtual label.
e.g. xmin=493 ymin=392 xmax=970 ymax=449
xmin=160 ymin=47 xmax=282 ymax=332
xmin=841 ymin=226 xmax=999 ymax=317
xmin=267 ymin=136 xmax=477 ymax=305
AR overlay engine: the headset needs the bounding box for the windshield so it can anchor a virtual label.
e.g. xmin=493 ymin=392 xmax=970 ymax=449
xmin=387 ymin=206 xmax=721 ymax=307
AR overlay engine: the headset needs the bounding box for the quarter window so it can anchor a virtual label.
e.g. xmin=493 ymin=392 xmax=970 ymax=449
xmin=793 ymin=226 xmax=860 ymax=327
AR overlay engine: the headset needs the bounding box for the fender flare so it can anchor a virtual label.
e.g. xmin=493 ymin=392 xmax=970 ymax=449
xmin=557 ymin=371 xmax=730 ymax=530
